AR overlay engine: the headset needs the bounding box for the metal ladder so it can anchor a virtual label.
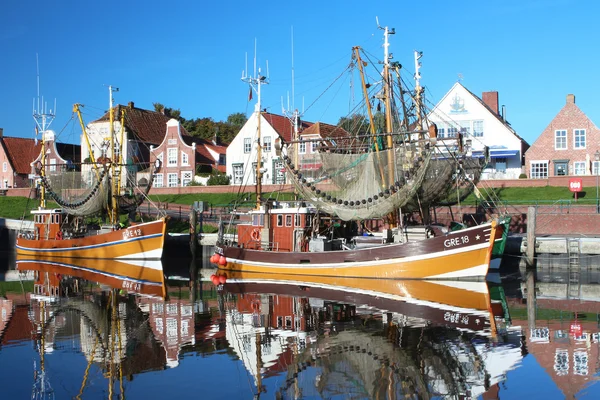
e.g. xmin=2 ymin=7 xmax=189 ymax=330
xmin=567 ymin=238 xmax=581 ymax=299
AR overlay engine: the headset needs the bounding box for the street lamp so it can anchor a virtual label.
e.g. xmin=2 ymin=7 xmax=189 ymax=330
xmin=595 ymin=150 xmax=600 ymax=213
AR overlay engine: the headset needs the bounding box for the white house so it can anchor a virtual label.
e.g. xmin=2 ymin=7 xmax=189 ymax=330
xmin=226 ymin=107 xmax=310 ymax=186
xmin=427 ymin=82 xmax=529 ymax=179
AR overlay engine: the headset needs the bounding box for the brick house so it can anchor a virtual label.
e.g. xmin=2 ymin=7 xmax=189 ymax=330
xmin=0 ymin=128 xmax=79 ymax=190
xmin=147 ymin=119 xmax=227 ymax=188
xmin=428 ymin=82 xmax=530 ymax=179
xmin=525 ymin=94 xmax=600 ymax=178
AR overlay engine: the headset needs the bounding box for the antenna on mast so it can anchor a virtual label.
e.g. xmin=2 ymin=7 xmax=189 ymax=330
xmin=282 ymin=26 xmax=304 ymax=138
xmin=32 ymin=54 xmax=56 ymax=139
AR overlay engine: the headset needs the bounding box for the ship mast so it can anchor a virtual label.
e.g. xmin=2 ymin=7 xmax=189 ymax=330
xmin=242 ymin=43 xmax=269 ymax=209
xmin=109 ymin=85 xmax=119 ymax=224
xmin=32 ymin=54 xmax=56 ymax=210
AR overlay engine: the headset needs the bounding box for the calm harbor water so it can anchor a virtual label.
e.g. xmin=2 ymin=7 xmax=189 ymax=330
xmin=1 ymin=250 xmax=599 ymax=399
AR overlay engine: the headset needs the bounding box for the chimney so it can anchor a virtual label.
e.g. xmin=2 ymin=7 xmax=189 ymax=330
xmin=482 ymin=91 xmax=499 ymax=115
xmin=0 ymin=128 xmax=3 ymax=138
xmin=566 ymin=94 xmax=575 ymax=104
xmin=128 ymin=101 xmax=135 ymax=109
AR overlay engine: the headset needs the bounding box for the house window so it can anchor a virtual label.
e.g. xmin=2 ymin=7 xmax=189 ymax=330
xmin=167 ymin=173 xmax=178 ymax=187
xmin=311 ymin=141 xmax=318 ymax=153
xmin=218 ymin=154 xmax=226 ymax=165
xmin=244 ymin=138 xmax=252 ymax=153
xmin=50 ymin=159 xmax=56 ymax=172
xmin=168 ymin=148 xmax=177 ymax=166
xmin=273 ymin=159 xmax=285 ymax=184
xmin=299 ymin=139 xmax=306 ymax=154
xmin=286 ymin=215 xmax=292 ymax=226
xmin=495 ymin=157 xmax=507 ymax=173
xmin=233 ymin=164 xmax=244 ymax=184
xmin=574 ymin=129 xmax=586 ymax=149
xmin=459 ymin=121 xmax=470 ymax=137
xmin=2 ymin=162 xmax=6 ymax=172
xmin=155 ymin=173 xmax=164 ymax=187
xmin=181 ymin=151 xmax=189 ymax=166
xmin=593 ymin=161 xmax=600 ymax=175
xmin=574 ymin=161 xmax=586 ymax=175
xmin=157 ymin=152 xmax=164 ymax=165
xmin=447 ymin=127 xmax=458 ymax=138
xmin=294 ymin=214 xmax=301 ymax=227
xmin=530 ymin=161 xmax=549 ymax=179
xmin=473 ymin=120 xmax=484 ymax=137
xmin=263 ymin=136 xmax=271 ymax=152
xmin=181 ymin=171 xmax=192 ymax=186
xmin=555 ymin=130 xmax=567 ymax=150
xmin=277 ymin=214 xmax=283 ymax=226
xmin=437 ymin=127 xmax=446 ymax=138
xmin=554 ymin=160 xmax=568 ymax=176
xmin=168 ymin=138 xmax=177 ymax=145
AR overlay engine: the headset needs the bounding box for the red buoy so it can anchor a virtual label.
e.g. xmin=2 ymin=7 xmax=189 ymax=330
xmin=210 ymin=254 xmax=218 ymax=264
xmin=210 ymin=274 xmax=219 ymax=285
xmin=218 ymin=255 xmax=227 ymax=266
xmin=218 ymin=275 xmax=227 ymax=284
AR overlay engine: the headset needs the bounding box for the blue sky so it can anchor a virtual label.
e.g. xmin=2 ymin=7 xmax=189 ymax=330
xmin=1 ymin=0 xmax=597 ymax=146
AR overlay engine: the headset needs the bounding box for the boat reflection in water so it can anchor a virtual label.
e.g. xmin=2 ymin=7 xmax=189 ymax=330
xmin=9 ymin=256 xmax=524 ymax=399
xmin=213 ymin=270 xmax=525 ymax=399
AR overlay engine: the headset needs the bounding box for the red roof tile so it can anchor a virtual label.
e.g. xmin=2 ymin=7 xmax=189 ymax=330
xmin=262 ymin=112 xmax=313 ymax=142
xmin=1 ymin=137 xmax=42 ymax=174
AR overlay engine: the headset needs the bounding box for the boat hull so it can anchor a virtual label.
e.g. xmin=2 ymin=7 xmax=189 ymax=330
xmin=216 ymin=220 xmax=499 ymax=280
xmin=16 ymin=218 xmax=167 ymax=260
xmin=16 ymin=256 xmax=166 ymax=298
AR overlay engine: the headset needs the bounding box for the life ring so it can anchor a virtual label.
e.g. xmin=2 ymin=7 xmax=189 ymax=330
xmin=55 ymin=231 xmax=63 ymax=240
xmin=251 ymin=228 xmax=260 ymax=241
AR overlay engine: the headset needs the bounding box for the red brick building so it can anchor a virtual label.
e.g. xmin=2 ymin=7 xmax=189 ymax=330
xmin=147 ymin=119 xmax=227 ymax=188
xmin=0 ymin=128 xmax=79 ymax=190
xmin=525 ymin=94 xmax=600 ymax=178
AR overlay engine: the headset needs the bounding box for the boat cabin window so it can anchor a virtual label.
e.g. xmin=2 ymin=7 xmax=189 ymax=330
xmin=277 ymin=215 xmax=283 ymax=227
xmin=306 ymin=215 xmax=313 ymax=228
xmin=286 ymin=215 xmax=292 ymax=227
xmin=294 ymin=214 xmax=301 ymax=227
xmin=252 ymin=214 xmax=264 ymax=226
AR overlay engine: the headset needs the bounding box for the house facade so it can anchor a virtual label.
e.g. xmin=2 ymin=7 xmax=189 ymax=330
xmin=0 ymin=128 xmax=79 ymax=190
xmin=427 ymin=82 xmax=529 ymax=179
xmin=524 ymin=94 xmax=600 ymax=178
xmin=226 ymin=108 xmax=311 ymax=186
xmin=146 ymin=119 xmax=228 ymax=188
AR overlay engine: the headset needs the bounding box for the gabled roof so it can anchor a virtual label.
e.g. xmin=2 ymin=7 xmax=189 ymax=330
xmin=94 ymin=104 xmax=186 ymax=145
xmin=301 ymin=121 xmax=350 ymax=139
xmin=262 ymin=112 xmax=313 ymax=142
xmin=452 ymin=82 xmax=529 ymax=146
xmin=1 ymin=137 xmax=42 ymax=174
xmin=180 ymin=135 xmax=227 ymax=167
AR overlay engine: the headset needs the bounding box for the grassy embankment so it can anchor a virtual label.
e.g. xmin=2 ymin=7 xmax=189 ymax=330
xmin=0 ymin=186 xmax=587 ymax=233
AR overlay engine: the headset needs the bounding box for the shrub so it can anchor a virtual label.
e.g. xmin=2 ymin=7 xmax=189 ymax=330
xmin=207 ymin=172 xmax=230 ymax=186
xmin=519 ymin=173 xmax=527 ymax=179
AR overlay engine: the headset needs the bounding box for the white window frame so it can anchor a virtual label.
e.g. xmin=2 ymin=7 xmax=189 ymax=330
xmin=167 ymin=173 xmax=178 ymax=187
xmin=181 ymin=170 xmax=192 ymax=186
xmin=299 ymin=139 xmax=306 ymax=154
xmin=181 ymin=151 xmax=189 ymax=166
xmin=574 ymin=129 xmax=586 ymax=149
xmin=154 ymin=173 xmax=164 ymax=187
xmin=447 ymin=127 xmax=458 ymax=138
xmin=263 ymin=136 xmax=271 ymax=152
xmin=311 ymin=140 xmax=318 ymax=153
xmin=437 ymin=126 xmax=446 ymax=138
xmin=593 ymin=161 xmax=600 ymax=175
xmin=2 ymin=162 xmax=6 ymax=172
xmin=273 ymin=159 xmax=285 ymax=184
xmin=49 ymin=159 xmax=56 ymax=172
xmin=530 ymin=160 xmax=549 ymax=179
xmin=167 ymin=148 xmax=177 ymax=166
xmin=244 ymin=138 xmax=252 ymax=153
xmin=574 ymin=161 xmax=586 ymax=175
xmin=233 ymin=164 xmax=244 ymax=184
xmin=555 ymin=130 xmax=567 ymax=150
xmin=459 ymin=121 xmax=471 ymax=137
xmin=472 ymin=120 xmax=484 ymax=137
